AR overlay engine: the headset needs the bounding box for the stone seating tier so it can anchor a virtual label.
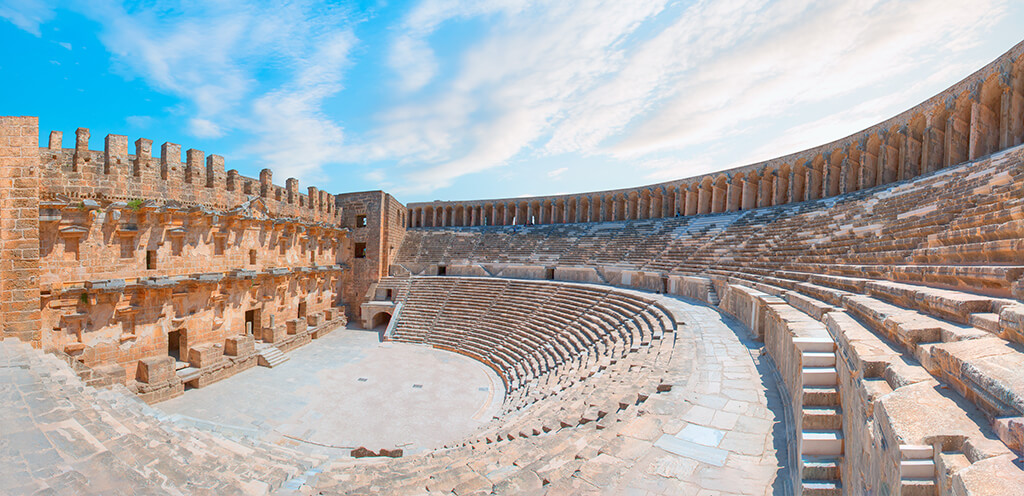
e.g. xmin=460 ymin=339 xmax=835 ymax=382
xmin=389 ymin=145 xmax=1024 ymax=494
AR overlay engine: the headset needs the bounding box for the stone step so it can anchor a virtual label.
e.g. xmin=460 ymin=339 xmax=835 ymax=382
xmin=802 ymin=351 xmax=836 ymax=367
xmin=793 ymin=337 xmax=835 ymax=353
xmin=802 ymin=386 xmax=840 ymax=407
xmin=968 ymin=312 xmax=1001 ymax=333
xmin=801 ymin=479 xmax=842 ymax=496
xmin=899 ymin=444 xmax=933 ymax=459
xmin=177 ymin=367 xmax=201 ymax=382
xmin=900 ymin=459 xmax=936 ymax=479
xmin=802 ymin=367 xmax=838 ymax=387
xmin=802 ymin=406 xmax=842 ymax=430
xmin=900 ymin=478 xmax=938 ymax=496
xmin=258 ymin=347 xmax=290 ymax=368
xmin=800 ymin=456 xmax=840 ymax=480
xmin=801 ymin=430 xmax=843 ymax=457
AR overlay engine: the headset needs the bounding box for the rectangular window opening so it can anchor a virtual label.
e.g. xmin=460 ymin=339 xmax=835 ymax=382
xmin=354 ymin=242 xmax=367 ymax=259
xmin=146 ymin=250 xmax=157 ymax=270
xmin=249 ymin=249 xmax=257 ymax=265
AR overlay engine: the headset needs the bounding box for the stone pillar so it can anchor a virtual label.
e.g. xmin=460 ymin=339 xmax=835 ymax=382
xmin=684 ymin=187 xmax=698 ymax=216
xmin=134 ymin=138 xmax=152 ymax=177
xmin=788 ymin=167 xmax=803 ymax=204
xmin=285 ymin=178 xmax=298 ymax=204
xmin=104 ymin=134 xmax=128 ymax=175
xmin=260 ymin=169 xmax=273 ymax=198
xmin=726 ymin=179 xmax=741 ymax=212
xmin=711 ymin=181 xmax=725 ymax=213
xmin=806 ymin=164 xmax=821 ymax=201
xmin=160 ymin=142 xmax=180 ymax=180
xmin=185 ymin=149 xmax=204 ymax=185
xmin=742 ymin=177 xmax=757 ymax=210
xmin=207 ymin=155 xmax=225 ymax=189
xmin=48 ymin=131 xmax=62 ymax=150
xmin=73 ymin=127 xmax=90 ymax=172
xmin=470 ymin=206 xmax=477 ymax=226
xmin=0 ymin=117 xmax=41 ymax=343
xmin=697 ymin=185 xmax=711 ymax=215
xmin=308 ymin=186 xmax=319 ymax=212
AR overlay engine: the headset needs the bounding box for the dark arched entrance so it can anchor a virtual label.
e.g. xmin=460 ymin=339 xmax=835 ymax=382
xmin=372 ymin=312 xmax=392 ymax=328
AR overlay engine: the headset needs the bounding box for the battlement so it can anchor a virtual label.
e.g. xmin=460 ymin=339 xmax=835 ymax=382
xmin=41 ymin=129 xmax=342 ymax=225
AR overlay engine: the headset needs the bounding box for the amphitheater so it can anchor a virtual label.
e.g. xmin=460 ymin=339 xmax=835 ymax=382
xmin=3 ymin=38 xmax=1024 ymax=496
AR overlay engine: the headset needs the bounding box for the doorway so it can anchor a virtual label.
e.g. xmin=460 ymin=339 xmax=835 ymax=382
xmin=372 ymin=312 xmax=392 ymax=328
xmin=298 ymin=301 xmax=307 ymax=319
xmin=245 ymin=309 xmax=260 ymax=337
xmin=167 ymin=329 xmax=184 ymax=361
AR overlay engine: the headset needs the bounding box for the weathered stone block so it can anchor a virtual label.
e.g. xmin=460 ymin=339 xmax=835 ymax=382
xmin=307 ymin=313 xmax=324 ymax=327
xmin=263 ymin=325 xmax=286 ymax=343
xmin=224 ymin=334 xmax=254 ymax=357
xmin=93 ymin=363 xmax=127 ymax=385
xmin=286 ymin=318 xmax=305 ymax=335
xmin=188 ymin=343 xmax=224 ymax=368
xmin=137 ymin=356 xmax=175 ymax=384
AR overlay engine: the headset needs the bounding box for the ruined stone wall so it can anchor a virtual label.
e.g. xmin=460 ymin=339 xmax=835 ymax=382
xmin=335 ymin=191 xmax=407 ymax=320
xmin=38 ymin=202 xmax=345 ymax=289
xmin=0 ymin=119 xmax=356 ymax=399
xmin=407 ymin=39 xmax=1024 ymax=229
xmin=0 ymin=117 xmax=41 ymax=345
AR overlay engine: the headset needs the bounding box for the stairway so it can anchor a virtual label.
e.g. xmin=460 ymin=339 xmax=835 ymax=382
xmin=705 ymin=280 xmax=720 ymax=306
xmin=899 ymin=444 xmax=937 ymax=495
xmin=797 ymin=336 xmax=844 ymax=495
xmin=258 ymin=346 xmax=289 ymax=368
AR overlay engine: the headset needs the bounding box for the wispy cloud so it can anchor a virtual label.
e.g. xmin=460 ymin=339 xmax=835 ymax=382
xmin=2 ymin=0 xmax=1016 ymax=199
xmin=547 ymin=167 xmax=568 ymax=179
xmin=74 ymin=0 xmax=355 ymax=183
xmin=353 ymin=0 xmax=1011 ymax=195
xmin=0 ymin=0 xmax=54 ymax=36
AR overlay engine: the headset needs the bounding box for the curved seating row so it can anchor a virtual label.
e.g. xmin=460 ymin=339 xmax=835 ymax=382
xmin=373 ymin=276 xmax=677 ymax=415
xmin=390 ymin=145 xmax=1024 ymax=494
xmin=395 ymin=146 xmax=1024 ymax=302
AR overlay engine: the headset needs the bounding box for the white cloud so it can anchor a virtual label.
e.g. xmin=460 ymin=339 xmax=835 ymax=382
xmin=58 ymin=41 xmax=71 ymax=50
xmin=354 ymin=0 xmax=1012 ymax=196
xmin=125 ymin=115 xmax=152 ymax=129
xmin=0 ymin=0 xmax=54 ymax=36
xmin=547 ymin=167 xmax=568 ymax=179
xmin=188 ymin=118 xmax=224 ymax=138
xmin=73 ymin=1 xmax=355 ymax=183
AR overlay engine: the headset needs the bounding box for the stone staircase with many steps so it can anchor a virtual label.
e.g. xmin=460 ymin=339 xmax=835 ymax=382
xmin=797 ymin=336 xmax=844 ymax=495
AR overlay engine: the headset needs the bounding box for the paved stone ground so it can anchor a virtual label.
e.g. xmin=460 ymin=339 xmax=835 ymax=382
xmin=634 ymin=297 xmax=792 ymax=495
xmin=307 ymin=294 xmax=793 ymax=495
xmin=563 ymin=295 xmax=792 ymax=495
xmin=157 ymin=325 xmax=505 ymax=456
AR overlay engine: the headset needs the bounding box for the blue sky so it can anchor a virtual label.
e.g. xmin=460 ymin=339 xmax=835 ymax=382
xmin=2 ymin=1 xmax=1022 ymax=204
